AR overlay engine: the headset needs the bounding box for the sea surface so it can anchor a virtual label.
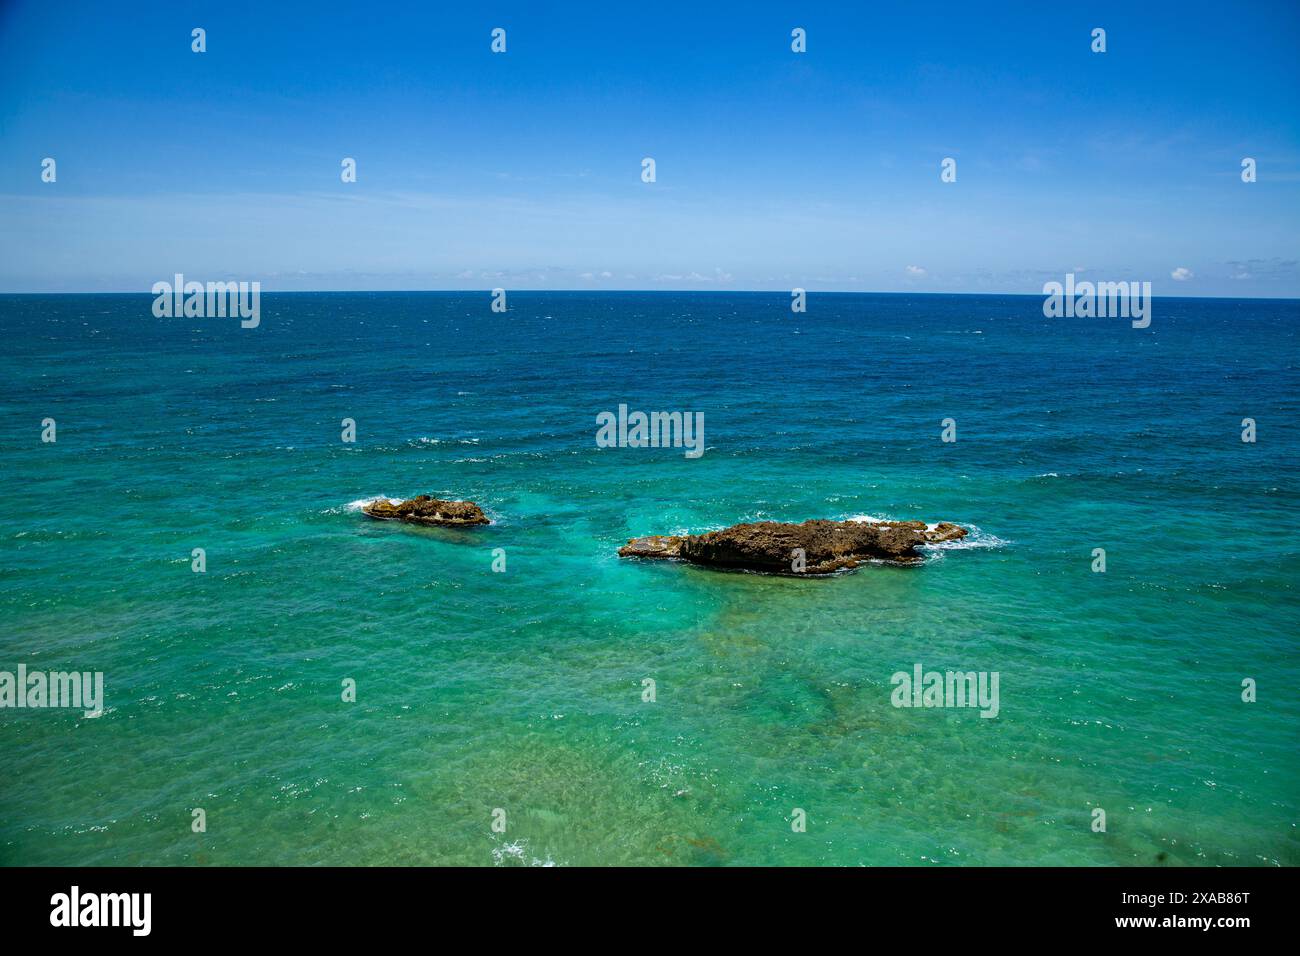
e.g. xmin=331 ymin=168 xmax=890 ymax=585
xmin=1 ymin=291 xmax=1297 ymax=866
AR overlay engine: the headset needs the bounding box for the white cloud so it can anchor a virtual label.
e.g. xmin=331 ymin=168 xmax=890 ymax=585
xmin=1171 ymin=267 xmax=1193 ymax=281
xmin=906 ymin=265 xmax=926 ymax=276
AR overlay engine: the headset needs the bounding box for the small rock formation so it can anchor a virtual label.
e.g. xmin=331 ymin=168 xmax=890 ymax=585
xmin=618 ymin=519 xmax=967 ymax=574
xmin=361 ymin=495 xmax=489 ymax=526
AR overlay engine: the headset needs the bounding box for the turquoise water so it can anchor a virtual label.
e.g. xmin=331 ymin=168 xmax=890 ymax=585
xmin=1 ymin=291 xmax=1297 ymax=866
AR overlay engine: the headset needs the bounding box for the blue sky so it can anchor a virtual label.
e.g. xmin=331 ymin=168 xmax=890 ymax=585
xmin=1 ymin=1 xmax=1297 ymax=295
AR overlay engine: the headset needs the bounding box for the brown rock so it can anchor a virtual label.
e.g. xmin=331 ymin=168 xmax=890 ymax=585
xmin=619 ymin=518 xmax=968 ymax=574
xmin=617 ymin=535 xmax=687 ymax=559
xmin=361 ymin=494 xmax=489 ymax=526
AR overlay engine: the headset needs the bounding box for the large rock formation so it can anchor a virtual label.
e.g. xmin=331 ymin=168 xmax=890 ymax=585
xmin=618 ymin=519 xmax=967 ymax=574
xmin=361 ymin=495 xmax=489 ymax=526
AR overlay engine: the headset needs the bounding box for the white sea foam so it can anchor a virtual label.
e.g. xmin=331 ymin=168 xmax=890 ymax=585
xmin=491 ymin=838 xmax=558 ymax=867
xmin=919 ymin=529 xmax=1008 ymax=552
xmin=846 ymin=513 xmax=888 ymax=524
xmin=412 ymin=436 xmax=480 ymax=445
xmin=345 ymin=496 xmax=400 ymax=512
xmin=847 ymin=514 xmax=1008 ymax=554
xmin=849 ymin=513 xmax=940 ymax=532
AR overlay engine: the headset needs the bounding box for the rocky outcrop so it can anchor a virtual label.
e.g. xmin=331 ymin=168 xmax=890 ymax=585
xmin=618 ymin=519 xmax=966 ymax=574
xmin=361 ymin=495 xmax=489 ymax=526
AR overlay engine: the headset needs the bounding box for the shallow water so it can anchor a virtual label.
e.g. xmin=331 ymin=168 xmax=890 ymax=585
xmin=1 ymin=291 xmax=1297 ymax=865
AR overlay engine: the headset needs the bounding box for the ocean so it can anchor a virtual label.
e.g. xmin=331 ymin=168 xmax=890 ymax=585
xmin=1 ymin=291 xmax=1296 ymax=866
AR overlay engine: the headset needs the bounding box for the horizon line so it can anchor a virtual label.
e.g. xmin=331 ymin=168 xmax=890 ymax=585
xmin=2 ymin=288 xmax=1298 ymax=302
